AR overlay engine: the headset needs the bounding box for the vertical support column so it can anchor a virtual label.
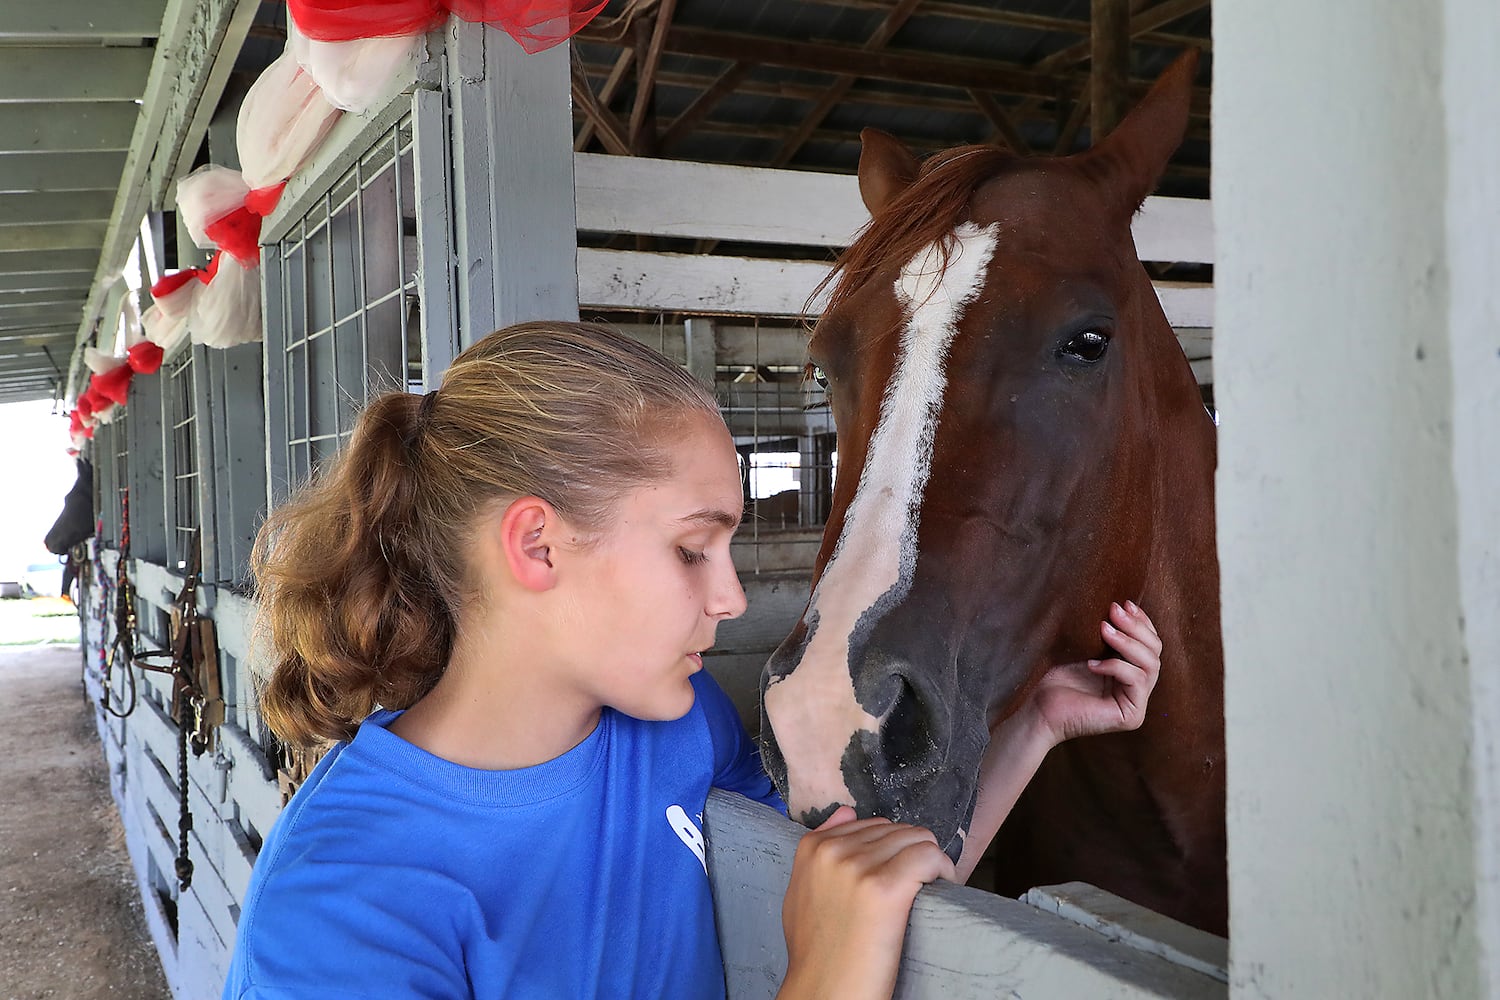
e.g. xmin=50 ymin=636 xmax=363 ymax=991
xmin=1444 ymin=0 xmax=1500 ymax=992
xmin=683 ymin=316 xmax=717 ymax=385
xmin=1216 ymin=0 xmax=1489 ymax=995
xmin=413 ymin=87 xmax=460 ymax=386
xmin=1089 ymin=0 xmax=1130 ymax=141
xmin=447 ymin=20 xmax=579 ymax=347
xmin=129 ymin=370 xmax=168 ymax=566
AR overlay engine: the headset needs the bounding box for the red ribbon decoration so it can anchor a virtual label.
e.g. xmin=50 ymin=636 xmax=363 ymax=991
xmin=128 ymin=340 xmax=165 ymax=375
xmin=69 ymin=410 xmax=92 ymax=438
xmin=245 ymin=182 xmax=289 ymax=217
xmin=288 ymin=0 xmax=606 ymax=53
xmin=203 ymin=205 xmax=264 ymax=267
xmin=151 ymin=269 xmax=204 ymax=300
xmin=93 ymin=364 xmax=135 ymax=407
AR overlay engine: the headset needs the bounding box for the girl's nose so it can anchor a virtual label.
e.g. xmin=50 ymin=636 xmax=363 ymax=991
xmin=710 ymin=565 xmax=748 ymax=620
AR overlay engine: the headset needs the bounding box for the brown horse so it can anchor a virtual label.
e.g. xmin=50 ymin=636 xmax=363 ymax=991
xmin=757 ymin=53 xmax=1226 ymax=935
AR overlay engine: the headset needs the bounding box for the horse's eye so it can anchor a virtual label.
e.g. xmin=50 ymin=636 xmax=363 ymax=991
xmin=806 ymin=363 xmax=829 ymax=389
xmin=1060 ymin=330 xmax=1110 ymax=363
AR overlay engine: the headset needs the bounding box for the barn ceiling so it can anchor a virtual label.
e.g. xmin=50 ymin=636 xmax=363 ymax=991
xmin=0 ymin=0 xmax=1212 ymax=405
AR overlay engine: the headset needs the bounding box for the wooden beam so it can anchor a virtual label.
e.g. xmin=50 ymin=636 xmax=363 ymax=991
xmin=659 ymin=61 xmax=752 ymax=154
xmin=0 ymin=249 xmax=99 ymax=274
xmin=0 ymin=270 xmax=96 ymax=293
xmin=0 ymin=0 xmax=165 ymax=40
xmin=0 ymin=47 xmax=154 ymax=102
xmin=0 ymin=152 xmax=126 ymax=193
xmin=806 ymin=0 xmax=1208 ymax=51
xmin=969 ymin=90 xmax=1029 ymax=153
xmin=578 ymin=58 xmax=1217 ymax=141
xmin=0 ymin=222 xmax=109 ymax=252
xmin=0 ymin=289 xmax=90 ymax=309
xmin=628 ymin=0 xmax=677 ymax=156
xmin=570 ymin=48 xmax=632 ymax=156
xmin=575 ymin=23 xmax=1210 ymax=115
xmin=1054 ymin=89 xmax=1091 ymax=154
xmin=0 ymin=191 xmax=116 ymax=225
xmin=573 ymin=46 xmax=635 ymax=153
xmin=1092 ymin=0 xmax=1132 ymax=139
xmin=0 ymin=305 xmax=82 ymax=329
xmin=0 ymin=103 xmax=139 ymax=154
xmin=772 ymin=0 xmax=923 ymax=168
xmin=1044 ymin=0 xmax=1211 ymax=70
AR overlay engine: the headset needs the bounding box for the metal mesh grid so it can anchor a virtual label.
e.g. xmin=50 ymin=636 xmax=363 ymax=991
xmin=112 ymin=414 xmax=129 ymax=546
xmin=599 ymin=313 xmax=838 ymax=575
xmin=714 ymin=319 xmax=836 ymax=575
xmin=275 ymin=117 xmax=422 ymax=488
xmin=168 ymin=348 xmax=199 ymax=570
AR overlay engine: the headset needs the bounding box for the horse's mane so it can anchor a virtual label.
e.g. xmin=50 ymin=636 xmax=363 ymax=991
xmin=814 ymin=144 xmax=1015 ymax=320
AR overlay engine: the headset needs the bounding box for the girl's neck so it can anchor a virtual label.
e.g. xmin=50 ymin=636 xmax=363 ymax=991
xmin=387 ymin=615 xmax=601 ymax=771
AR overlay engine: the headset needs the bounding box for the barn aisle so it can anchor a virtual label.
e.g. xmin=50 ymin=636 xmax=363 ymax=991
xmin=0 ymin=644 xmax=169 ymax=999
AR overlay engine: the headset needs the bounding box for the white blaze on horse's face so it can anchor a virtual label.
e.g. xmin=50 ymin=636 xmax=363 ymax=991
xmin=765 ymin=222 xmax=1000 ymax=821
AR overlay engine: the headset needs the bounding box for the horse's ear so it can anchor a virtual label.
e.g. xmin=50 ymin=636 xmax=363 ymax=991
xmin=1083 ymin=49 xmax=1198 ymax=215
xmin=858 ymin=128 xmax=920 ymax=216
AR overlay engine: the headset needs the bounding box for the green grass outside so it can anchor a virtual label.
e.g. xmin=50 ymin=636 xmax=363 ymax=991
xmin=0 ymin=597 xmax=83 ymax=646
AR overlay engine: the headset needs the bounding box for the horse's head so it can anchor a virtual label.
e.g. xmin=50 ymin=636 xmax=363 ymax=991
xmin=45 ymin=457 xmax=94 ymax=555
xmin=760 ymin=53 xmax=1211 ymax=857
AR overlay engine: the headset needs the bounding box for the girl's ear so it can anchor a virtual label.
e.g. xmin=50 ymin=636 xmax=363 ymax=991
xmin=498 ymin=497 xmax=558 ymax=592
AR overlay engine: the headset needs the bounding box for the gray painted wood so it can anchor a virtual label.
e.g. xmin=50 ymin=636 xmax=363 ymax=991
xmin=1024 ymin=883 xmax=1228 ymax=984
xmin=704 ymin=789 xmax=1225 ymax=999
xmin=412 ymin=87 xmax=459 ymax=386
xmin=446 ymin=21 xmax=578 ymax=344
xmin=128 ymin=368 xmax=169 ymax=564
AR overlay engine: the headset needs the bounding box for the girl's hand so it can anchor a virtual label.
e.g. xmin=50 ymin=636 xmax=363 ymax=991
xmin=1029 ymin=600 xmax=1163 ymax=747
xmin=777 ymin=806 xmax=956 ymax=1000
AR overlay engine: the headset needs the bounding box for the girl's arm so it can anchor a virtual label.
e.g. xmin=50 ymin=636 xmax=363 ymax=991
xmin=776 ymin=806 xmax=955 ymax=1000
xmin=955 ymin=600 xmax=1163 ymax=882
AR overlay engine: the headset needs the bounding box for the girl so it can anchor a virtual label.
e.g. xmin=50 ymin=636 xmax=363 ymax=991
xmin=223 ymin=320 xmax=1161 ymax=999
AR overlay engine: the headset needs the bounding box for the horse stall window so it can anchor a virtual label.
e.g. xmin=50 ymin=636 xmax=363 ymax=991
xmin=263 ymin=117 xmax=422 ymax=501
xmin=165 ymin=347 xmax=203 ymax=572
xmin=202 ymin=344 xmax=267 ymax=589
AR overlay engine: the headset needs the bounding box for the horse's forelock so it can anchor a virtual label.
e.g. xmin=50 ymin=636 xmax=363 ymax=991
xmin=814 ymin=145 xmax=1014 ymax=321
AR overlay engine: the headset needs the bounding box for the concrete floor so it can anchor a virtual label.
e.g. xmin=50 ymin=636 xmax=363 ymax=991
xmin=0 ymin=643 xmax=170 ymax=1000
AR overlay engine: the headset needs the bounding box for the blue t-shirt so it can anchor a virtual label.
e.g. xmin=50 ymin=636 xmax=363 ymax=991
xmin=223 ymin=671 xmax=784 ymax=999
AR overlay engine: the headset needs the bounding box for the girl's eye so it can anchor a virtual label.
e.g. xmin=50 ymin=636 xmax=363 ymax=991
xmin=678 ymin=547 xmax=707 ymax=566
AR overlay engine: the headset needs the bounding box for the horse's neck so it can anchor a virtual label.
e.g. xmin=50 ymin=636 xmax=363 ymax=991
xmin=1140 ymin=393 xmax=1224 ymax=734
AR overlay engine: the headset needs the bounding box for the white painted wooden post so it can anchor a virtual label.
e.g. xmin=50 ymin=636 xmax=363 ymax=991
xmin=1216 ymin=0 xmax=1498 ymax=995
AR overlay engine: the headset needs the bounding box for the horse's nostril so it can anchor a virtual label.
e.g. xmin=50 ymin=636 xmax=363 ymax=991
xmin=880 ymin=676 xmax=938 ymax=770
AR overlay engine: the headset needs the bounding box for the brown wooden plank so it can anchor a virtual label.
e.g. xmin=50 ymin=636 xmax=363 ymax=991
xmin=569 ymin=48 xmax=631 ymax=156
xmin=771 ymin=0 xmax=923 ymax=168
xmin=628 ymin=0 xmax=678 ymax=156
xmin=1092 ymin=0 xmax=1132 ymax=139
xmin=574 ymin=45 xmax=635 ymax=153
xmin=660 ymin=61 xmax=752 ymax=154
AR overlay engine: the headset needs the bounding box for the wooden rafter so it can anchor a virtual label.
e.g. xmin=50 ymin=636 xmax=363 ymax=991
xmin=573 ymin=23 xmax=1211 ymax=116
xmin=771 ymin=0 xmax=924 ymax=168
xmin=810 ymin=0 xmax=1209 ymax=52
xmin=967 ymin=89 xmax=1028 ymax=154
xmin=628 ymin=0 xmax=677 ymax=155
xmin=570 ymin=47 xmax=631 ymax=156
xmin=575 ymin=56 xmax=1214 ymax=144
xmin=574 ymin=46 xmax=636 ymax=153
xmin=660 ymin=61 xmax=751 ymax=154
xmin=1091 ymin=0 xmax=1132 ymax=139
xmin=1005 ymin=0 xmax=1211 ymax=143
